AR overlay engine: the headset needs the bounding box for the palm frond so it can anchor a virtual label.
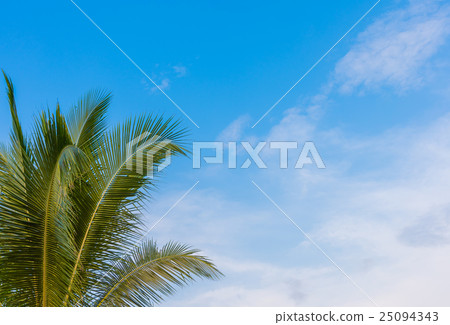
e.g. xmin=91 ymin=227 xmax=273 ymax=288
xmin=0 ymin=74 xmax=220 ymax=307
xmin=63 ymin=115 xmax=188 ymax=304
xmin=0 ymin=74 xmax=38 ymax=305
xmin=0 ymin=104 xmax=89 ymax=306
xmin=67 ymin=90 xmax=111 ymax=153
xmin=2 ymin=71 xmax=26 ymax=154
xmin=94 ymin=241 xmax=222 ymax=307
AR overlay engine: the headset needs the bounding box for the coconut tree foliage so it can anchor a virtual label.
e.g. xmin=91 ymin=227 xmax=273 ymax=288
xmin=0 ymin=72 xmax=222 ymax=307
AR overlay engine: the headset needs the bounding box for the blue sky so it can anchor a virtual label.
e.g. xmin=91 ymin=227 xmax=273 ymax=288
xmin=1 ymin=0 xmax=450 ymax=306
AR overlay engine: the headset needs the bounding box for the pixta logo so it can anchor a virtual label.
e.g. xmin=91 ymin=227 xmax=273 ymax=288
xmin=127 ymin=136 xmax=325 ymax=177
xmin=193 ymin=141 xmax=325 ymax=169
xmin=126 ymin=132 xmax=173 ymax=178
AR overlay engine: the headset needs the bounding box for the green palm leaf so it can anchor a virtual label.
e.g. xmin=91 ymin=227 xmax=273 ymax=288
xmin=67 ymin=89 xmax=111 ymax=153
xmin=0 ymin=73 xmax=221 ymax=307
xmin=95 ymin=241 xmax=222 ymax=307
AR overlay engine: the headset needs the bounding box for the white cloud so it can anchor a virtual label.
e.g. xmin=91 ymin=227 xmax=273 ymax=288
xmin=176 ymin=259 xmax=336 ymax=307
xmin=141 ymin=77 xmax=171 ymax=94
xmin=141 ymin=65 xmax=187 ymax=94
xmin=217 ymin=114 xmax=251 ymax=141
xmin=152 ymin=78 xmax=170 ymax=92
xmin=148 ymin=1 xmax=450 ymax=307
xmin=266 ymin=108 xmax=316 ymax=141
xmin=334 ymin=0 xmax=450 ymax=93
xmin=267 ymin=111 xmax=450 ymax=306
xmin=173 ymin=65 xmax=187 ymax=77
xmin=159 ymin=110 xmax=450 ymax=307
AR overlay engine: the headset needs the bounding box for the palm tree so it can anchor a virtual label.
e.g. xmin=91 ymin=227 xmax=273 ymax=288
xmin=0 ymin=72 xmax=222 ymax=307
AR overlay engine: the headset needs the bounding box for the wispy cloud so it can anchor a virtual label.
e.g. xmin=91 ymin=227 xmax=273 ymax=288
xmin=217 ymin=115 xmax=251 ymax=142
xmin=334 ymin=0 xmax=450 ymax=93
xmin=152 ymin=78 xmax=170 ymax=92
xmin=148 ymin=0 xmax=450 ymax=307
xmin=173 ymin=65 xmax=187 ymax=77
xmin=163 ymin=108 xmax=450 ymax=306
xmin=142 ymin=64 xmax=188 ymax=94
